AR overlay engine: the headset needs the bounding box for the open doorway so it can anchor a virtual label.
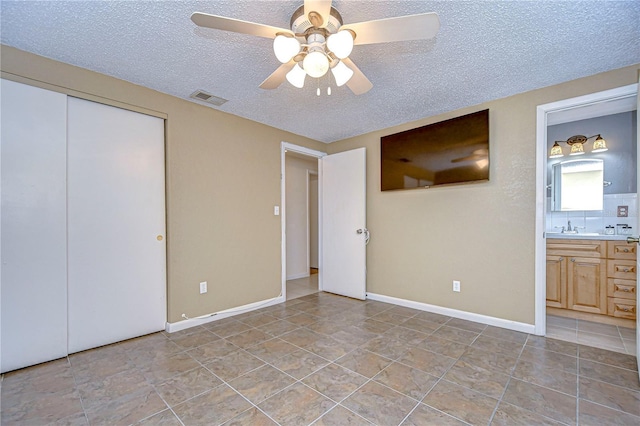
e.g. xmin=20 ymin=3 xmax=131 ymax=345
xmin=536 ymin=84 xmax=638 ymax=355
xmin=281 ymin=143 xmax=326 ymax=300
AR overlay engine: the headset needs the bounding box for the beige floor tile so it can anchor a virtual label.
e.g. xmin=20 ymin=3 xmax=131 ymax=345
xmin=256 ymin=319 xmax=300 ymax=337
xmin=139 ymin=352 xmax=200 ymax=385
xmin=579 ymin=376 xmax=640 ymax=417
xmin=335 ymin=348 xmax=393 ymax=378
xmin=204 ymin=349 xmax=265 ymax=382
xmin=444 ymin=359 xmax=511 ymax=399
xmin=187 ymin=339 xmax=239 ymax=363
xmin=258 ymin=382 xmax=335 ymax=426
xmin=269 ymin=348 xmax=329 ymax=380
xmin=314 ymin=404 xmax=374 ymax=425
xmin=578 ymin=399 xmax=640 ymax=425
xmin=419 ymin=335 xmax=469 ymax=358
xmin=490 ymin=401 xmax=565 ymax=425
xmin=397 ymin=347 xmax=456 ymax=377
xmin=225 ymin=328 xmax=272 ymax=349
xmin=361 ymin=335 xmax=412 ymax=360
xmin=502 ymin=378 xmax=576 ymax=424
xmin=401 ymin=403 xmax=468 ymax=425
xmin=525 ymin=335 xmax=578 ymax=356
xmin=172 ymin=384 xmax=251 ymax=425
xmin=342 ymin=381 xmax=419 ymax=425
xmin=579 ymin=344 xmax=638 ymax=371
xmin=84 ymin=387 xmax=167 ymax=425
xmin=446 ymin=318 xmax=488 ymax=333
xmin=228 ymin=364 xmax=296 ymax=404
xmin=579 ymin=359 xmax=640 ymax=391
xmin=134 ymin=408 xmax=182 ymax=426
xmin=77 ymin=369 xmax=151 ymax=410
xmin=512 ymin=359 xmax=578 ymax=396
xmin=373 ymin=362 xmax=438 ymax=400
xmin=422 ymin=380 xmax=498 ymax=425
xmin=1 ymin=388 xmax=84 ymax=425
xmin=154 ymin=367 xmax=222 ymax=407
xmin=430 ymin=325 xmax=480 ymax=345
xmin=302 ymin=363 xmax=367 ymax=401
xmin=518 ymin=346 xmax=577 ymax=374
xmin=222 ymin=407 xmax=278 ymax=426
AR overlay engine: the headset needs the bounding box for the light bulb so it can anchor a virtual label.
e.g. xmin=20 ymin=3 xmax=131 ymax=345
xmin=273 ymin=35 xmax=300 ymax=63
xmin=327 ymin=30 xmax=354 ymax=59
xmin=549 ymin=142 xmax=564 ymax=158
xmin=303 ymin=51 xmax=329 ymax=78
xmin=331 ymin=60 xmax=354 ymax=87
xmin=286 ymin=64 xmax=306 ymax=88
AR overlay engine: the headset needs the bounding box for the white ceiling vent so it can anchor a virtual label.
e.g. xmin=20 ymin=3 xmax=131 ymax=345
xmin=189 ymin=90 xmax=228 ymax=106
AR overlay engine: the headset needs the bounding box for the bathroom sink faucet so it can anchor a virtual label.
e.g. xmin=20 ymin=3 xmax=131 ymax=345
xmin=567 ymin=220 xmax=572 ymax=232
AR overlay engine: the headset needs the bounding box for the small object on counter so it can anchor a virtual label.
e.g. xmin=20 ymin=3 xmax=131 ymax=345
xmin=605 ymin=225 xmax=615 ymax=235
xmin=616 ymin=224 xmax=628 ymax=235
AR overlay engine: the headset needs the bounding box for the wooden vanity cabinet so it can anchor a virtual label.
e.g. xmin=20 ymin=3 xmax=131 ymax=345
xmin=546 ymin=240 xmax=607 ymax=315
xmin=546 ymin=238 xmax=637 ymax=319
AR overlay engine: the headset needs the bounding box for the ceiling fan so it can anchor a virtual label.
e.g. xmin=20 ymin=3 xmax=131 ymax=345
xmin=191 ymin=0 xmax=440 ymax=95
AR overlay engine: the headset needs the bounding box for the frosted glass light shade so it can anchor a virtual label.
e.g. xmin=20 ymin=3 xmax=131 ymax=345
xmin=592 ymin=136 xmax=608 ymax=152
xmin=286 ymin=64 xmax=306 ymax=88
xmin=273 ymin=35 xmax=300 ymax=63
xmin=303 ymin=51 xmax=329 ymax=78
xmin=331 ymin=60 xmax=354 ymax=86
xmin=569 ymin=143 xmax=585 ymax=155
xmin=327 ymin=30 xmax=354 ymax=59
xmin=549 ymin=142 xmax=564 ymax=158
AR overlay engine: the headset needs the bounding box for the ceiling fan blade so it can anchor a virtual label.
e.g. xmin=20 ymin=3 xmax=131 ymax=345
xmin=259 ymin=61 xmax=296 ymax=90
xmin=342 ymin=58 xmax=373 ymax=95
xmin=341 ymin=12 xmax=440 ymax=45
xmin=191 ymin=12 xmax=293 ymax=39
xmin=304 ymin=0 xmax=332 ymax=27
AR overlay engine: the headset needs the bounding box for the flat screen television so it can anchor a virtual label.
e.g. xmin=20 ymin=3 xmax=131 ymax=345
xmin=381 ymin=109 xmax=489 ymax=191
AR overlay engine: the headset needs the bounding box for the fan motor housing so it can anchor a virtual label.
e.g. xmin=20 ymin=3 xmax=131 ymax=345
xmin=290 ymin=5 xmax=343 ymax=35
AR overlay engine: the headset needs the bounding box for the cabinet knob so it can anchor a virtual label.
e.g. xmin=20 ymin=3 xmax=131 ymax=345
xmin=623 ymin=288 xmax=630 ymax=292
xmin=571 ymin=258 xmax=576 ymax=262
xmin=623 ymin=268 xmax=629 ymax=272
xmin=623 ymin=248 xmax=629 ymax=253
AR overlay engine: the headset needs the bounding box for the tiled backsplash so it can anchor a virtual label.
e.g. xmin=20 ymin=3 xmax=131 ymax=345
xmin=546 ymin=193 xmax=638 ymax=234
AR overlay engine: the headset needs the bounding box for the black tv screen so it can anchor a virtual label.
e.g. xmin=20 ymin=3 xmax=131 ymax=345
xmin=381 ymin=109 xmax=489 ymax=191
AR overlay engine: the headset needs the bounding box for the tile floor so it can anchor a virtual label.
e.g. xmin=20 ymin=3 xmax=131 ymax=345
xmin=547 ymin=314 xmax=637 ymax=356
xmin=286 ymin=274 xmax=319 ymax=300
xmin=2 ymin=292 xmax=639 ymax=425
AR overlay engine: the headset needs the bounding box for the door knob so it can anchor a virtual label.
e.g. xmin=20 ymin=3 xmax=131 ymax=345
xmin=626 ymin=236 xmax=639 ymax=244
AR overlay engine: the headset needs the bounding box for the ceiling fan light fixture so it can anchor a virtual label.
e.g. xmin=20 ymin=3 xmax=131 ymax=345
xmin=331 ymin=60 xmax=354 ymax=86
xmin=303 ymin=50 xmax=329 ymax=78
xmin=327 ymin=29 xmax=354 ymax=59
xmin=286 ymin=63 xmax=306 ymax=88
xmin=273 ymin=34 xmax=300 ymax=63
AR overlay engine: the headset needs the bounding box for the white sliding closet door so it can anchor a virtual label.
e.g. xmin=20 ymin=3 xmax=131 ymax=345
xmin=1 ymin=79 xmax=68 ymax=372
xmin=67 ymin=97 xmax=166 ymax=353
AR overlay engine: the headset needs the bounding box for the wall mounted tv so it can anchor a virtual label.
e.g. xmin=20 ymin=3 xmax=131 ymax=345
xmin=381 ymin=109 xmax=490 ymax=191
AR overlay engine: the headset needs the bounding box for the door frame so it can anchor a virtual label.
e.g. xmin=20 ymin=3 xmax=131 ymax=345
xmin=534 ymin=83 xmax=639 ymax=335
xmin=307 ymin=170 xmax=319 ymax=272
xmin=281 ymin=142 xmax=326 ymax=299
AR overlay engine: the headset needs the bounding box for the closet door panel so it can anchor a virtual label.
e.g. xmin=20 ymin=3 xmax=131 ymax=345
xmin=67 ymin=97 xmax=166 ymax=353
xmin=1 ymin=79 xmax=68 ymax=372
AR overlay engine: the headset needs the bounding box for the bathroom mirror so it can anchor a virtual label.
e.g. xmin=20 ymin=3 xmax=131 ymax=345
xmin=551 ymin=159 xmax=604 ymax=211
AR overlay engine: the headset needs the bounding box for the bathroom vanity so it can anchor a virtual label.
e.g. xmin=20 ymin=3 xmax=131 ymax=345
xmin=546 ymin=235 xmax=636 ymax=320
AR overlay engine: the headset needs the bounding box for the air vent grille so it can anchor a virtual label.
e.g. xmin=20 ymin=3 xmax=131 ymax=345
xmin=189 ymin=90 xmax=228 ymax=106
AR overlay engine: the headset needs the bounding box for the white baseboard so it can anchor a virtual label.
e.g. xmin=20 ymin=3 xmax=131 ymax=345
xmin=165 ymin=295 xmax=285 ymax=333
xmin=366 ymin=292 xmax=535 ymax=335
xmin=286 ymin=272 xmax=310 ymax=280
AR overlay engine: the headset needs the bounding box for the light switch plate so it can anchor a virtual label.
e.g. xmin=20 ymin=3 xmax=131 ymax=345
xmin=199 ymin=281 xmax=207 ymax=294
xmin=274 ymin=206 xmax=280 ymax=216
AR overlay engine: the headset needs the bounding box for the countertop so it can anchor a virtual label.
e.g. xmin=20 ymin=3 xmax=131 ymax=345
xmin=545 ymin=233 xmax=630 ymax=241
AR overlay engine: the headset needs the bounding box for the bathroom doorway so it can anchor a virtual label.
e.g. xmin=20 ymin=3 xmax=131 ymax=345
xmin=536 ymin=84 xmax=638 ymax=355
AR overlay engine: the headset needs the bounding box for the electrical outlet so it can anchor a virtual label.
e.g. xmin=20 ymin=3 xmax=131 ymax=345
xmin=453 ymin=280 xmax=461 ymax=292
xmin=199 ymin=281 xmax=207 ymax=294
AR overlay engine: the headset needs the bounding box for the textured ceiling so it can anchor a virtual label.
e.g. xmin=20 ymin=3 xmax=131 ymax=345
xmin=1 ymin=1 xmax=639 ymax=143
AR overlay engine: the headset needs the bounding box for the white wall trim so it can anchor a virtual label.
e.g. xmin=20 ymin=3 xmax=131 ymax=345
xmin=286 ymin=272 xmax=310 ymax=280
xmin=534 ymin=83 xmax=639 ymax=336
xmin=165 ymin=295 xmax=285 ymax=333
xmin=281 ymin=142 xmax=326 ymax=301
xmin=367 ymin=292 xmax=536 ymax=334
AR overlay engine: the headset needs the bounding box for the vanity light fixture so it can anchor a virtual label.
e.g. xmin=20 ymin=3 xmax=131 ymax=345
xmin=549 ymin=134 xmax=608 ymax=158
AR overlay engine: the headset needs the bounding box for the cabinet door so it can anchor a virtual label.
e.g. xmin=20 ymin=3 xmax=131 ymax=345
xmin=1 ymin=80 xmax=68 ymax=373
xmin=567 ymin=257 xmax=607 ymax=314
xmin=546 ymin=255 xmax=567 ymax=308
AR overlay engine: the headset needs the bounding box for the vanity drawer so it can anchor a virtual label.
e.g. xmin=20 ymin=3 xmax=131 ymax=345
xmin=607 ymin=241 xmax=637 ymax=260
xmin=607 ymin=278 xmax=636 ymax=300
xmin=607 ymin=297 xmax=637 ymax=319
xmin=607 ymin=260 xmax=636 ymax=279
xmin=547 ymin=240 xmax=606 ymax=258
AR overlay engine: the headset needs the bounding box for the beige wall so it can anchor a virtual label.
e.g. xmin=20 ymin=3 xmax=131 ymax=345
xmin=0 ymin=46 xmax=325 ymax=323
xmin=327 ymin=64 xmax=639 ymax=324
xmin=3 ymin=45 xmax=638 ymax=327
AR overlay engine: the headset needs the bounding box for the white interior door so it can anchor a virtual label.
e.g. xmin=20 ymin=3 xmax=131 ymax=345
xmin=1 ymin=80 xmax=68 ymax=372
xmin=320 ymin=147 xmax=367 ymax=300
xmin=67 ymin=97 xmax=166 ymax=354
